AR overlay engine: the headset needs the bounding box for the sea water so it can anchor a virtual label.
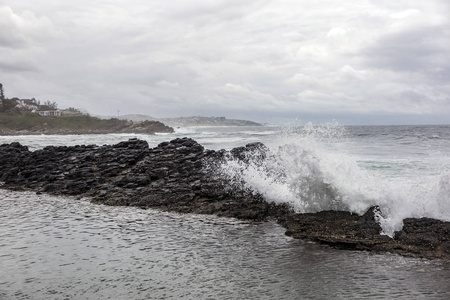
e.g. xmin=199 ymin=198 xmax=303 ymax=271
xmin=1 ymin=123 xmax=450 ymax=299
xmin=217 ymin=123 xmax=450 ymax=236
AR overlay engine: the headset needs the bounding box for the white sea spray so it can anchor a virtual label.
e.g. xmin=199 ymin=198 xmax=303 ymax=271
xmin=219 ymin=122 xmax=450 ymax=237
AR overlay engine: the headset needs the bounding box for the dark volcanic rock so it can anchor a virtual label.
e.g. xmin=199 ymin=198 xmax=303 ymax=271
xmin=1 ymin=138 xmax=449 ymax=261
xmin=394 ymin=217 xmax=450 ymax=259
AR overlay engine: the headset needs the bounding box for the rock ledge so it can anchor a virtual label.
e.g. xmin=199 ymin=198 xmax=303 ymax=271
xmin=1 ymin=138 xmax=449 ymax=261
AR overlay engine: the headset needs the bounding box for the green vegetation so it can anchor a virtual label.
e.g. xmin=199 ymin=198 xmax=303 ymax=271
xmin=0 ymin=83 xmax=4 ymax=101
xmin=0 ymin=83 xmax=174 ymax=134
xmin=0 ymin=82 xmax=122 ymax=133
xmin=0 ymin=113 xmax=128 ymax=133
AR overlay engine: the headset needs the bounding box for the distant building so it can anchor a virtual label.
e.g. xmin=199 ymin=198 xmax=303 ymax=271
xmin=37 ymin=110 xmax=62 ymax=117
xmin=16 ymin=99 xmax=38 ymax=111
xmin=61 ymin=109 xmax=83 ymax=116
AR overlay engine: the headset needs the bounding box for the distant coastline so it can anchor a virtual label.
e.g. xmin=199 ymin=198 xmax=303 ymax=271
xmin=0 ymin=113 xmax=174 ymax=136
xmin=0 ymin=90 xmax=260 ymax=136
xmin=0 ymin=94 xmax=173 ymax=135
xmin=104 ymin=114 xmax=263 ymax=127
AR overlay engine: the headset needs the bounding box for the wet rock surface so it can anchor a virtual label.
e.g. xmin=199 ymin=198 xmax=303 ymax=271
xmin=1 ymin=138 xmax=449 ymax=261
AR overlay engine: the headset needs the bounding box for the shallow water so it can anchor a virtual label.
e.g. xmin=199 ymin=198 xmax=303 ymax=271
xmin=1 ymin=124 xmax=450 ymax=298
xmin=1 ymin=189 xmax=449 ymax=300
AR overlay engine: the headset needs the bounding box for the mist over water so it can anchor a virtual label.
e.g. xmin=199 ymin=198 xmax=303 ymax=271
xmin=219 ymin=123 xmax=450 ymax=236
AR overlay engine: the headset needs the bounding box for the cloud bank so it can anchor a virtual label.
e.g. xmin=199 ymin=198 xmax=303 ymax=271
xmin=1 ymin=0 xmax=449 ymax=124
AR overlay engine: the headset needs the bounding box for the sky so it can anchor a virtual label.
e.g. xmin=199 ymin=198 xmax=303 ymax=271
xmin=1 ymin=0 xmax=450 ymax=125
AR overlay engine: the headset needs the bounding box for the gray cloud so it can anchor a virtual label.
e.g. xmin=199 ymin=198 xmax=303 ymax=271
xmin=361 ymin=25 xmax=450 ymax=73
xmin=1 ymin=0 xmax=450 ymax=124
xmin=0 ymin=60 xmax=38 ymax=73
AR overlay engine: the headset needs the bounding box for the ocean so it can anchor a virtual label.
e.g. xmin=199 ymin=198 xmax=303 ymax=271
xmin=1 ymin=123 xmax=450 ymax=299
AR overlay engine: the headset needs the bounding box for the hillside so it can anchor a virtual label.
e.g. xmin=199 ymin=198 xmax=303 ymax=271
xmin=0 ymin=113 xmax=173 ymax=135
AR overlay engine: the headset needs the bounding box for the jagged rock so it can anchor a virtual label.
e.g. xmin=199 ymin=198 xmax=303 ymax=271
xmin=0 ymin=138 xmax=449 ymax=261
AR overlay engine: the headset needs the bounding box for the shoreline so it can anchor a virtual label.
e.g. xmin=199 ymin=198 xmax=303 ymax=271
xmin=0 ymin=127 xmax=174 ymax=136
xmin=0 ymin=113 xmax=174 ymax=136
xmin=1 ymin=138 xmax=449 ymax=261
xmin=0 ymin=129 xmax=164 ymax=136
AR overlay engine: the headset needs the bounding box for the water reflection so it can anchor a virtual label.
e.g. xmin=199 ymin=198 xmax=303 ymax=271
xmin=0 ymin=189 xmax=449 ymax=300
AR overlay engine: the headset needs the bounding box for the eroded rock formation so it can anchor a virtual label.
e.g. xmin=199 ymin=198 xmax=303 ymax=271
xmin=0 ymin=138 xmax=449 ymax=261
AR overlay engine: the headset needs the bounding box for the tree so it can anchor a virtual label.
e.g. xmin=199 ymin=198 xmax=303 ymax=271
xmin=0 ymin=83 xmax=4 ymax=100
xmin=41 ymin=100 xmax=58 ymax=110
xmin=1 ymin=98 xmax=18 ymax=112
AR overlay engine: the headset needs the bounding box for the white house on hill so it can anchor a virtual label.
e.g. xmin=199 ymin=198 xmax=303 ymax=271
xmin=37 ymin=110 xmax=62 ymax=117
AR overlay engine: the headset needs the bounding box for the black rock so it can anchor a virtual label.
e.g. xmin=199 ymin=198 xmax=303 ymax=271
xmin=1 ymin=138 xmax=449 ymax=261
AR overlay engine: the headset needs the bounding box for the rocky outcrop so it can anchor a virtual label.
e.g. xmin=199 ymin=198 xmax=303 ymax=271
xmin=0 ymin=138 xmax=449 ymax=261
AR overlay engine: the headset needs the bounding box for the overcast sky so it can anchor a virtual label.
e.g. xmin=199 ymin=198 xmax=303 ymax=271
xmin=1 ymin=0 xmax=450 ymax=124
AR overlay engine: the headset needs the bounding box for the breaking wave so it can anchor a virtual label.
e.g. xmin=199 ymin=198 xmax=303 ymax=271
xmin=219 ymin=122 xmax=450 ymax=237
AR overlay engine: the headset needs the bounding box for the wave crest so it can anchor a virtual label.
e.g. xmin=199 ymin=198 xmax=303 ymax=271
xmin=219 ymin=122 xmax=450 ymax=237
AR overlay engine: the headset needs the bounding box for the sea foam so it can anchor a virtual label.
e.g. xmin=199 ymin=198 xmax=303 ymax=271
xmin=219 ymin=122 xmax=450 ymax=237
